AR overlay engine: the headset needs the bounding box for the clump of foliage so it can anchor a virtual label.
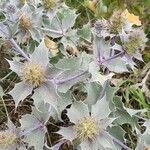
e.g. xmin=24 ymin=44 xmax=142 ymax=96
xmin=0 ymin=0 xmax=150 ymax=150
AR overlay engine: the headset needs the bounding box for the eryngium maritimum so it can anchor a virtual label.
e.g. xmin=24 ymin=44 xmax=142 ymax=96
xmin=0 ymin=130 xmax=17 ymax=148
xmin=21 ymin=63 xmax=45 ymax=87
xmin=58 ymin=97 xmax=116 ymax=150
xmin=74 ymin=117 xmax=99 ymax=140
xmin=8 ymin=40 xmax=59 ymax=109
xmin=42 ymin=0 xmax=56 ymax=9
xmin=19 ymin=14 xmax=32 ymax=30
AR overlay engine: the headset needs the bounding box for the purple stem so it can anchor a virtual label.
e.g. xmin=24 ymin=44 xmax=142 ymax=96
xmin=10 ymin=38 xmax=30 ymax=60
xmin=49 ymin=139 xmax=68 ymax=150
xmin=100 ymin=51 xmax=125 ymax=64
xmin=20 ymin=123 xmax=43 ymax=137
xmin=55 ymin=70 xmax=89 ymax=84
xmin=112 ymin=136 xmax=132 ymax=150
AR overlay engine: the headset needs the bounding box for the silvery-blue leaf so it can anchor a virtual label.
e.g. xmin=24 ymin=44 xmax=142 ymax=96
xmin=30 ymin=39 xmax=49 ymax=68
xmin=24 ymin=129 xmax=46 ymax=150
xmin=97 ymin=131 xmax=115 ymax=149
xmin=55 ymin=56 xmax=82 ymax=70
xmin=20 ymin=105 xmax=51 ymax=150
xmin=67 ymin=101 xmax=89 ymax=123
xmin=91 ymin=95 xmax=111 ymax=119
xmin=93 ymin=35 xmax=110 ymax=62
xmin=103 ymin=57 xmax=128 ymax=73
xmin=0 ymin=23 xmax=9 ymax=37
xmin=84 ymin=82 xmax=101 ymax=107
xmin=60 ymin=6 xmax=78 ymax=31
xmin=143 ymin=120 xmax=150 ymax=134
xmin=57 ymin=127 xmax=75 ymax=142
xmin=124 ymin=107 xmax=146 ymax=117
xmin=78 ymin=23 xmax=91 ymax=42
xmin=113 ymin=97 xmax=139 ymax=128
xmin=9 ymin=82 xmax=33 ymax=107
xmin=49 ymin=139 xmax=67 ymax=150
xmin=30 ymin=28 xmax=43 ymax=42
xmin=33 ymin=82 xmax=58 ymax=110
xmin=7 ymin=59 xmax=23 ymax=76
xmin=80 ymin=140 xmax=96 ymax=150
xmin=56 ymin=70 xmax=90 ymax=93
xmin=108 ymin=126 xmax=126 ymax=143
xmin=57 ymin=91 xmax=72 ymax=115
xmin=61 ymin=29 xmax=79 ymax=49
xmin=89 ymin=61 xmax=114 ymax=85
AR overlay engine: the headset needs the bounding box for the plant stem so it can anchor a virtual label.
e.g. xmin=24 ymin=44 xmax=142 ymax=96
xmin=9 ymin=38 xmax=30 ymax=60
xmin=100 ymin=51 xmax=125 ymax=64
xmin=55 ymin=70 xmax=89 ymax=84
xmin=0 ymin=71 xmax=13 ymax=82
xmin=0 ymin=96 xmax=9 ymax=118
xmin=40 ymin=27 xmax=64 ymax=36
xmin=20 ymin=123 xmax=43 ymax=137
xmin=112 ymin=136 xmax=132 ymax=150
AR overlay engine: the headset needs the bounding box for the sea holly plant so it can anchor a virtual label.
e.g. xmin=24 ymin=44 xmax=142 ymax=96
xmin=0 ymin=0 xmax=150 ymax=150
xmin=57 ymin=96 xmax=118 ymax=150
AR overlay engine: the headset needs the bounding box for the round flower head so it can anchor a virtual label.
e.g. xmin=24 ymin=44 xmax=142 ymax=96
xmin=0 ymin=130 xmax=17 ymax=149
xmin=122 ymin=28 xmax=147 ymax=55
xmin=21 ymin=62 xmax=45 ymax=87
xmin=94 ymin=19 xmax=110 ymax=38
xmin=42 ymin=0 xmax=56 ymax=10
xmin=74 ymin=117 xmax=99 ymax=140
xmin=0 ymin=119 xmax=26 ymax=150
xmin=109 ymin=10 xmax=124 ymax=34
xmin=19 ymin=13 xmax=32 ymax=30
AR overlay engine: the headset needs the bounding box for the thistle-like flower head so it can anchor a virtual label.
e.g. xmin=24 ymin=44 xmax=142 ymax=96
xmin=19 ymin=13 xmax=32 ymax=30
xmin=109 ymin=10 xmax=124 ymax=34
xmin=0 ymin=130 xmax=17 ymax=148
xmin=21 ymin=62 xmax=45 ymax=87
xmin=42 ymin=0 xmax=56 ymax=10
xmin=121 ymin=28 xmax=147 ymax=55
xmin=74 ymin=117 xmax=99 ymax=140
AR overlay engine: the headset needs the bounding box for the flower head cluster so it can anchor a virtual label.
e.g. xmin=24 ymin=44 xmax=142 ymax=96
xmin=0 ymin=130 xmax=17 ymax=148
xmin=109 ymin=10 xmax=125 ymax=34
xmin=109 ymin=9 xmax=141 ymax=34
xmin=94 ymin=19 xmax=110 ymax=38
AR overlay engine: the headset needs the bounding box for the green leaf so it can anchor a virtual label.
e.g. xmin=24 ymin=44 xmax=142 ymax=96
xmin=78 ymin=23 xmax=91 ymax=42
xmin=55 ymin=56 xmax=82 ymax=70
xmin=61 ymin=29 xmax=79 ymax=48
